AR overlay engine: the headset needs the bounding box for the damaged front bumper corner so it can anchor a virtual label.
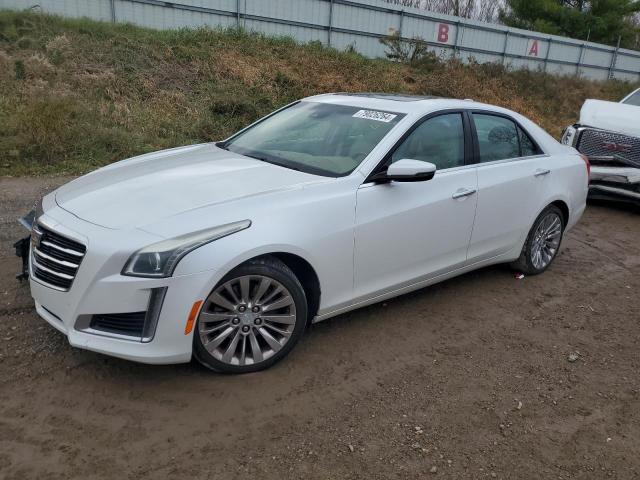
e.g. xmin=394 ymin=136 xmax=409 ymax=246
xmin=589 ymin=166 xmax=640 ymax=203
xmin=14 ymin=209 xmax=35 ymax=281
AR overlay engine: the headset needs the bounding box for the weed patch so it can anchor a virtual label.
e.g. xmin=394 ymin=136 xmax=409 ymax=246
xmin=0 ymin=10 xmax=636 ymax=176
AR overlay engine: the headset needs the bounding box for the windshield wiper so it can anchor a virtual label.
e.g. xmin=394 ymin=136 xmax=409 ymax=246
xmin=243 ymin=152 xmax=303 ymax=172
xmin=221 ymin=145 xmax=329 ymax=176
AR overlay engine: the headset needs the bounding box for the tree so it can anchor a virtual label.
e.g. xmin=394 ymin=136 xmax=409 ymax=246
xmin=499 ymin=0 xmax=640 ymax=48
xmin=385 ymin=0 xmax=503 ymax=23
xmin=379 ymin=31 xmax=441 ymax=67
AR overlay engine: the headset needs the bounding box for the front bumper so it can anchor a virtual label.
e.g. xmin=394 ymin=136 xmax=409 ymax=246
xmin=589 ymin=166 xmax=640 ymax=203
xmin=25 ymin=206 xmax=219 ymax=365
xmin=31 ymin=270 xmax=211 ymax=364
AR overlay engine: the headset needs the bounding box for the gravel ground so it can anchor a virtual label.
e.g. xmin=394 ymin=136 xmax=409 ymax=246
xmin=1 ymin=176 xmax=639 ymax=480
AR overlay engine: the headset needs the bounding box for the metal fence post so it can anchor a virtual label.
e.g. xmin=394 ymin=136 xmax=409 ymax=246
xmin=236 ymin=0 xmax=240 ymax=27
xmin=398 ymin=9 xmax=404 ymax=38
xmin=501 ymin=31 xmax=509 ymax=65
xmin=327 ymin=0 xmax=334 ymax=46
xmin=109 ymin=0 xmax=116 ymax=22
xmin=543 ymin=37 xmax=551 ymax=72
xmin=608 ymin=35 xmax=621 ymax=80
xmin=452 ymin=21 xmax=461 ymax=59
xmin=575 ymin=43 xmax=585 ymax=76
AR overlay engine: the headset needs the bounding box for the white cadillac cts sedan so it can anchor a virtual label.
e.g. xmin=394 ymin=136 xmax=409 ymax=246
xmin=27 ymin=94 xmax=589 ymax=373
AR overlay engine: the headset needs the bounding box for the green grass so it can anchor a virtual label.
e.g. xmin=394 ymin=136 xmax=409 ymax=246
xmin=0 ymin=10 xmax=637 ymax=176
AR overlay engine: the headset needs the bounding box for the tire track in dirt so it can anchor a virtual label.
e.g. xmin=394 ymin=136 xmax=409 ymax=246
xmin=1 ymin=177 xmax=639 ymax=480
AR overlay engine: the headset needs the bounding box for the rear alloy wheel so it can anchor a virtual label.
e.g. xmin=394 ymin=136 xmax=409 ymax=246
xmin=511 ymin=205 xmax=565 ymax=275
xmin=193 ymin=257 xmax=307 ymax=373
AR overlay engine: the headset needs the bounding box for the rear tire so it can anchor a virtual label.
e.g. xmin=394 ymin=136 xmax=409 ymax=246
xmin=193 ymin=256 xmax=308 ymax=374
xmin=510 ymin=205 xmax=565 ymax=275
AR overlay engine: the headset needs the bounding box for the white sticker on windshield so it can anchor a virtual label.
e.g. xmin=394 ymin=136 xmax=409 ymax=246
xmin=352 ymin=110 xmax=397 ymax=123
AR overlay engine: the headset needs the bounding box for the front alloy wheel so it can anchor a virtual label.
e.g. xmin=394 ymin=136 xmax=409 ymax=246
xmin=193 ymin=257 xmax=307 ymax=373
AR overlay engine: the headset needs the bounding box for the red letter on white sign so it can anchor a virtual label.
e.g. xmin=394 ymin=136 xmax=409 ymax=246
xmin=437 ymin=23 xmax=449 ymax=43
xmin=528 ymin=40 xmax=539 ymax=56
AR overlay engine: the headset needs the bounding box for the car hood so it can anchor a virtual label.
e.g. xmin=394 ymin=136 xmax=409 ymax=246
xmin=55 ymin=143 xmax=325 ymax=230
xmin=579 ymin=99 xmax=640 ymax=138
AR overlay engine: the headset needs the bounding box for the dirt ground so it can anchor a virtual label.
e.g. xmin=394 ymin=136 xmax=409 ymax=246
xmin=1 ymin=176 xmax=639 ymax=480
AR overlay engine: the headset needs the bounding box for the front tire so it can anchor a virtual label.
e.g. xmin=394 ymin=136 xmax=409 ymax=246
xmin=193 ymin=256 xmax=308 ymax=373
xmin=510 ymin=205 xmax=565 ymax=275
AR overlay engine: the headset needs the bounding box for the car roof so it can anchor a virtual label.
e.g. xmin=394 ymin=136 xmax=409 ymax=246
xmin=303 ymin=92 xmax=564 ymax=155
xmin=304 ymin=92 xmax=509 ymax=116
xmin=332 ymin=92 xmax=441 ymax=102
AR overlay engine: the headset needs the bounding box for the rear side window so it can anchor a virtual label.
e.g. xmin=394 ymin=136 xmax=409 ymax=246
xmin=473 ymin=114 xmax=519 ymax=162
xmin=518 ymin=126 xmax=538 ymax=157
xmin=473 ymin=113 xmax=540 ymax=162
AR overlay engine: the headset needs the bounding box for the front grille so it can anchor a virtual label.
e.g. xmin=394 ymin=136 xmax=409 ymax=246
xmin=31 ymin=224 xmax=86 ymax=291
xmin=90 ymin=312 xmax=146 ymax=337
xmin=577 ymin=128 xmax=640 ymax=168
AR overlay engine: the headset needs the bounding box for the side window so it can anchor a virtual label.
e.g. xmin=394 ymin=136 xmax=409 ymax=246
xmin=473 ymin=114 xmax=519 ymax=162
xmin=390 ymin=113 xmax=465 ymax=170
xmin=518 ymin=126 xmax=539 ymax=157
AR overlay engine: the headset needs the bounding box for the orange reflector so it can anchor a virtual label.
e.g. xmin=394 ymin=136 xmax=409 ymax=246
xmin=184 ymin=300 xmax=203 ymax=335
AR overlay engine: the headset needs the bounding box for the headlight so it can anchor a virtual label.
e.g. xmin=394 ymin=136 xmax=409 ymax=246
xmin=122 ymin=220 xmax=251 ymax=278
xmin=561 ymin=126 xmax=577 ymax=146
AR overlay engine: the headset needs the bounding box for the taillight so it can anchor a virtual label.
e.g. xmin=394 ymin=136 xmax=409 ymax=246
xmin=579 ymin=154 xmax=590 ymax=182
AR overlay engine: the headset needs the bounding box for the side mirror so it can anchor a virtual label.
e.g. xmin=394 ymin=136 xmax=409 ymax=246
xmin=371 ymin=159 xmax=436 ymax=183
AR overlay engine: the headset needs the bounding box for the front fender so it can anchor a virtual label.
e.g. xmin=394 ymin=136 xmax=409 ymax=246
xmin=168 ymin=182 xmax=358 ymax=315
xmin=175 ymin=238 xmax=318 ymax=287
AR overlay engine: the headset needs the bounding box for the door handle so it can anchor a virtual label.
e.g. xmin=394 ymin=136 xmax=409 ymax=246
xmin=452 ymin=188 xmax=477 ymax=199
xmin=534 ymin=168 xmax=551 ymax=177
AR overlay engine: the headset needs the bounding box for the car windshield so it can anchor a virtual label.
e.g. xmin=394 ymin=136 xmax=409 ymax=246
xmin=221 ymin=101 xmax=405 ymax=177
xmin=622 ymin=90 xmax=640 ymax=106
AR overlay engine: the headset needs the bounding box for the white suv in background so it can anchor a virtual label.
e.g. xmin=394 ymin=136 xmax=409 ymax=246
xmin=21 ymin=94 xmax=588 ymax=373
xmin=562 ymin=88 xmax=640 ymax=204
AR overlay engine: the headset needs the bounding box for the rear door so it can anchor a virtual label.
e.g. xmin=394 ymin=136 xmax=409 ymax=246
xmin=467 ymin=111 xmax=551 ymax=261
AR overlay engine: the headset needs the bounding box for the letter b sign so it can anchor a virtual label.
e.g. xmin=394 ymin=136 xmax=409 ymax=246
xmin=436 ymin=23 xmax=450 ymax=43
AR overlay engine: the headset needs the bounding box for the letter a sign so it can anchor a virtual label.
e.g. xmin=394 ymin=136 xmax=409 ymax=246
xmin=527 ymin=39 xmax=539 ymax=57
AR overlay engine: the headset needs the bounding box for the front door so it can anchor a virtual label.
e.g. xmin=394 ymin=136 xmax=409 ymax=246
xmin=354 ymin=112 xmax=478 ymax=300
